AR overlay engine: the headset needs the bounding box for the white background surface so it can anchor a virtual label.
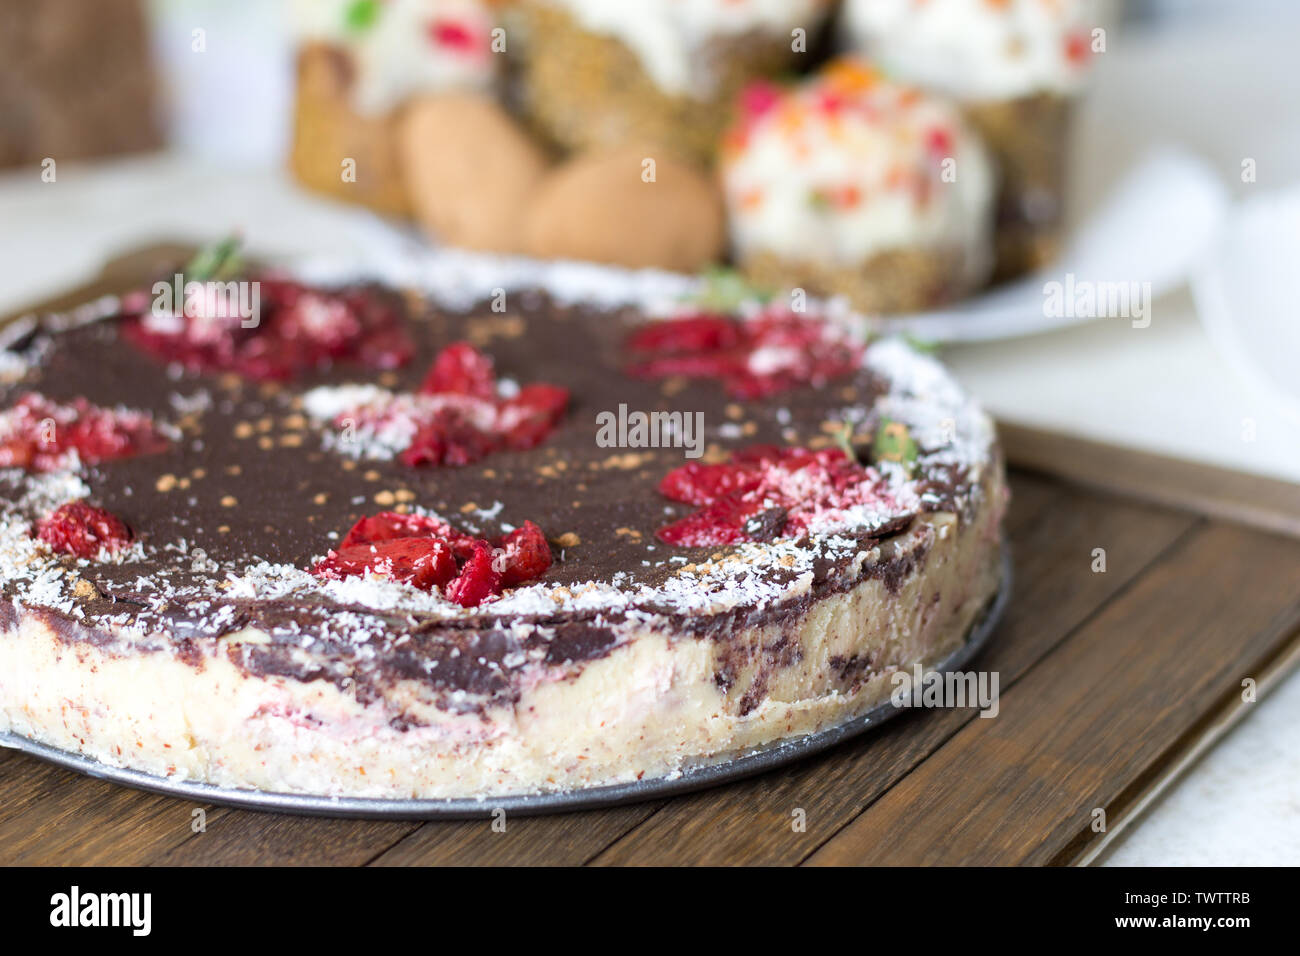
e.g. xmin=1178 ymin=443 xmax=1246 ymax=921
xmin=0 ymin=3 xmax=1296 ymax=865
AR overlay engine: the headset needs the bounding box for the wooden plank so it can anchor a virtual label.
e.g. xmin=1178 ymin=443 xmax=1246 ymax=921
xmin=1075 ymin=628 xmax=1300 ymax=866
xmin=805 ymin=521 xmax=1300 ymax=866
xmin=0 ymin=754 xmax=227 ymax=866
xmin=371 ymin=804 xmax=664 ymax=867
xmin=1000 ymin=421 xmax=1300 ymax=541
xmin=154 ymin=811 xmax=420 ymax=867
xmin=588 ymin=484 xmax=1198 ymax=866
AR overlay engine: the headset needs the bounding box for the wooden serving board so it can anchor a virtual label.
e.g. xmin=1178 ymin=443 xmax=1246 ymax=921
xmin=2 ymin=248 xmax=1298 ymax=866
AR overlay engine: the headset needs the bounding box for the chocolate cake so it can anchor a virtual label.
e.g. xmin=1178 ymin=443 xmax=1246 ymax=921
xmin=0 ymin=248 xmax=1006 ymax=799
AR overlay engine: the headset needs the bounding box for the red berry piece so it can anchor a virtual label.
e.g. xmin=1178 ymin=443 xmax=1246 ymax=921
xmin=35 ymin=501 xmax=133 ymax=559
xmin=313 ymin=538 xmax=456 ymax=590
xmin=120 ymin=275 xmax=413 ymax=381
xmin=657 ymin=494 xmax=767 ymax=547
xmin=626 ymin=315 xmax=742 ymax=355
xmin=499 ymin=384 xmax=570 ymax=450
xmin=336 ymin=343 xmax=570 ymax=468
xmin=655 ymin=444 xmax=894 ymax=547
xmin=498 ymin=521 xmax=552 ymax=586
xmin=446 ymin=540 xmax=502 ymax=608
xmin=625 ymin=308 xmax=862 ymax=398
xmin=0 ymin=393 xmax=168 ymax=472
xmin=341 ymin=510 xmax=478 ymax=560
xmin=419 ymin=341 xmax=496 ymax=399
xmin=338 ymin=509 xmax=465 ymax=554
xmin=401 ymin=407 xmax=500 ymax=467
xmin=658 ymin=460 xmax=766 ymax=507
xmin=341 ymin=511 xmax=442 ymax=546
xmin=315 ymin=510 xmax=554 ymax=604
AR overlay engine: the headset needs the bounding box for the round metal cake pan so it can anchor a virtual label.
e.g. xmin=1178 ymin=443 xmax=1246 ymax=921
xmin=0 ymin=551 xmax=1010 ymax=819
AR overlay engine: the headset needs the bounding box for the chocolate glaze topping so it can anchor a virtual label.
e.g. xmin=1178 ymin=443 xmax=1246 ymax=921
xmin=0 ymin=259 xmax=990 ymax=711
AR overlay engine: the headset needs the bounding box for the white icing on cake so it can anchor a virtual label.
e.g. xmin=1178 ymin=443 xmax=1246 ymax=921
xmin=720 ymin=61 xmax=995 ymax=271
xmin=291 ymin=0 xmax=498 ymax=114
xmin=541 ymin=0 xmax=831 ymax=97
xmin=841 ymin=0 xmax=1096 ymax=101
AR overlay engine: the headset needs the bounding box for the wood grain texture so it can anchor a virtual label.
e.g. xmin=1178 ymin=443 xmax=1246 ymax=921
xmin=1000 ymin=422 xmax=1300 ymax=541
xmin=371 ymin=804 xmax=663 ymax=867
xmin=0 ymin=753 xmax=225 ymax=866
xmin=156 ymin=812 xmax=421 ymax=867
xmin=805 ymin=521 xmax=1300 ymax=866
xmin=589 ymin=483 xmax=1199 ymax=865
xmin=1081 ymin=631 xmax=1300 ymax=866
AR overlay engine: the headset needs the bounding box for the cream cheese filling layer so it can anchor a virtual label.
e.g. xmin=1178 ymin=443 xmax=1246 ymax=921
xmin=0 ymin=469 xmax=1004 ymax=800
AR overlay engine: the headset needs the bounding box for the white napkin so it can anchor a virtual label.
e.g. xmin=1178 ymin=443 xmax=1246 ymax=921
xmin=1192 ymin=185 xmax=1300 ymax=426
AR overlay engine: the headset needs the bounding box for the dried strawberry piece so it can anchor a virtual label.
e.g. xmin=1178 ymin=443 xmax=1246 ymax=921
xmin=35 ymin=501 xmax=133 ymax=558
xmin=626 ymin=315 xmax=743 ymax=355
xmin=419 ymin=341 xmax=496 ymax=399
xmin=655 ymin=444 xmax=900 ymax=547
xmin=340 ymin=510 xmax=478 ymax=559
xmin=499 ymin=521 xmax=553 ymax=586
xmin=625 ymin=351 xmax=749 ymax=384
xmin=626 ymin=308 xmax=862 ymax=398
xmin=120 ymin=275 xmax=413 ymax=381
xmin=401 ymin=407 xmax=500 ymax=467
xmin=0 ymin=393 xmax=168 ymax=472
xmin=499 ymin=384 xmax=570 ymax=450
xmin=336 ymin=343 xmax=569 ymax=468
xmin=658 ymin=446 xmax=818 ymax=506
xmin=658 ymin=460 xmax=766 ymax=507
xmin=446 ymin=540 xmax=502 ymax=608
xmin=341 ymin=511 xmax=443 ymax=546
xmin=314 ymin=510 xmax=553 ymax=606
xmin=657 ymin=494 xmax=768 ymax=547
xmin=313 ymin=538 xmax=457 ymax=590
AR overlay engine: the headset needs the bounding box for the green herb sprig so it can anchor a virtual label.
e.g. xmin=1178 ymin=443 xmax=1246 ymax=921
xmin=182 ymin=235 xmax=244 ymax=283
